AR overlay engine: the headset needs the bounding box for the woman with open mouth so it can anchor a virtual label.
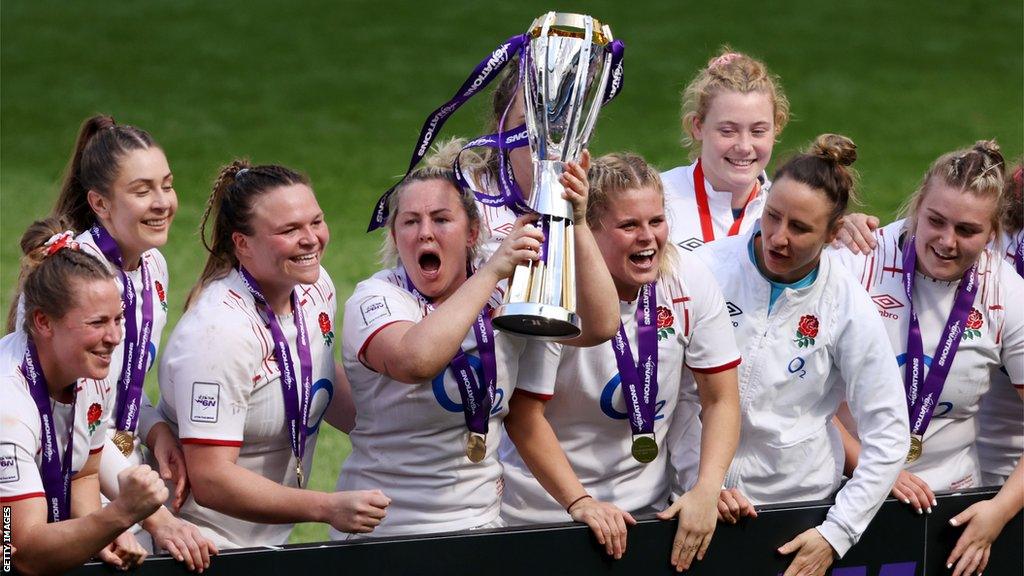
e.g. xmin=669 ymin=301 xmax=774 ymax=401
xmin=831 ymin=141 xmax=1024 ymax=576
xmin=5 ymin=114 xmax=215 ymax=571
xmin=1 ymin=223 xmax=169 ymax=574
xmin=687 ymin=134 xmax=909 ymax=576
xmin=498 ymin=152 xmax=742 ymax=572
xmin=335 ymin=139 xmax=618 ymax=539
xmin=158 ymin=161 xmax=391 ymax=549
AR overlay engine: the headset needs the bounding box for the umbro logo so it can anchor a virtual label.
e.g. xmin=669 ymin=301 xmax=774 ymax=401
xmin=493 ymin=223 xmax=515 ymax=237
xmin=726 ymin=302 xmax=743 ymax=316
xmin=871 ymin=294 xmax=903 ymax=320
xmin=676 ymin=237 xmax=705 ymax=251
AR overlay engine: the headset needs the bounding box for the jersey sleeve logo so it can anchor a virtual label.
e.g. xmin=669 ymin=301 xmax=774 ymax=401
xmin=360 ymin=295 xmax=391 ymax=327
xmin=318 ymin=312 xmax=335 ymax=346
xmin=86 ymin=402 xmax=104 ymax=434
xmin=794 ymin=314 xmax=819 ymax=348
xmin=656 ymin=305 xmax=676 ymax=341
xmin=0 ymin=443 xmax=19 ymax=483
xmin=190 ymin=382 xmax=220 ymax=423
xmin=962 ymin=307 xmax=983 ymax=340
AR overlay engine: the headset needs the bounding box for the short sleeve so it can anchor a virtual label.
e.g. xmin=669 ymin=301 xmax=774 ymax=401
xmin=675 ymin=254 xmax=741 ymax=373
xmin=513 ymin=340 xmax=562 ymax=399
xmin=0 ymin=386 xmax=45 ymax=502
xmin=342 ymin=279 xmax=424 ymax=369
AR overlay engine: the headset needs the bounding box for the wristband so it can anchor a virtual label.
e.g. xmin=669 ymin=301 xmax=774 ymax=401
xmin=566 ymin=494 xmax=593 ymax=513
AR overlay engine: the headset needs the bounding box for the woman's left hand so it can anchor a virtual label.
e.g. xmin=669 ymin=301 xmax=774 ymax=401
xmin=149 ymin=422 xmax=190 ymax=512
xmin=149 ymin=514 xmax=218 ymax=573
xmin=946 ymin=499 xmax=1012 ymax=576
xmin=560 ymin=149 xmax=591 ymax=223
xmin=97 ymin=530 xmax=148 ymax=571
xmin=656 ymin=485 xmax=719 ymax=571
xmin=778 ymin=528 xmax=835 ymax=576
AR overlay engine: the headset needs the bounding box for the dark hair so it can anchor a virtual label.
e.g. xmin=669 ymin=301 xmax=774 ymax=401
xmin=1002 ymin=158 xmax=1022 ymax=233
xmin=51 ymin=114 xmax=160 ymax=232
xmin=772 ymin=134 xmax=858 ymax=227
xmin=8 ymin=217 xmax=115 ymax=334
xmin=188 ymin=160 xmax=311 ymax=309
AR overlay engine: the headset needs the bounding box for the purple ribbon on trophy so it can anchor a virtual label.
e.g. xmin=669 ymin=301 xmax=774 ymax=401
xmin=237 ymin=266 xmax=313 ymax=487
xmin=22 ymin=340 xmax=76 ymax=522
xmin=610 ymin=283 xmax=659 ymax=452
xmin=901 ymin=236 xmax=978 ymax=443
xmin=91 ymin=224 xmax=154 ymax=436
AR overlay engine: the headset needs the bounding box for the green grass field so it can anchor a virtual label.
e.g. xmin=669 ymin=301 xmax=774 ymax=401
xmin=2 ymin=1 xmax=1021 ymax=544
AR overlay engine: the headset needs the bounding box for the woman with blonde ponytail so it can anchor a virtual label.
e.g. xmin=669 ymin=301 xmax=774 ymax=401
xmin=158 ymin=160 xmax=390 ymax=549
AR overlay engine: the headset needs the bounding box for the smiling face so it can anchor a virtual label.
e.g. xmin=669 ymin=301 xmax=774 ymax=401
xmin=233 ymin=184 xmax=329 ymax=310
xmin=912 ymin=182 xmax=997 ymax=281
xmin=39 ymin=278 xmax=123 ymax=389
xmin=391 ymin=179 xmax=478 ymax=304
xmin=757 ymin=177 xmax=840 ymax=283
xmin=592 ymin=186 xmax=668 ymax=301
xmin=692 ymin=90 xmax=775 ymax=197
xmin=89 ymin=147 xmax=177 ymax=266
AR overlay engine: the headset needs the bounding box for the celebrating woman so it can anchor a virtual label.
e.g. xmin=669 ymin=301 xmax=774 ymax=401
xmin=335 ymin=140 xmax=618 ymax=538
xmin=1 ymin=224 xmax=168 ymax=575
xmin=500 ymin=153 xmax=741 ymax=572
xmin=684 ymin=135 xmax=909 ymax=576
xmin=158 ymin=161 xmax=390 ymax=548
xmin=833 ymin=142 xmax=1023 ymax=576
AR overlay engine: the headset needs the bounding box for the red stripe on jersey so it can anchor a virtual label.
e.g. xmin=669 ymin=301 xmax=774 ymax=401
xmin=1013 ymin=384 xmax=1023 ymax=389
xmin=989 ymin=304 xmax=1004 ymax=310
xmin=688 ymin=357 xmax=742 ymax=374
xmin=1 ymin=492 xmax=45 ymax=503
xmin=181 ymin=438 xmax=244 ymax=447
xmin=227 ymin=289 xmax=243 ymax=300
xmin=358 ymin=320 xmax=405 ymax=367
xmin=671 ymin=297 xmax=691 ymax=304
xmin=515 ymin=389 xmax=553 ymax=402
xmin=684 ymin=307 xmax=690 ymax=335
xmin=89 ymin=446 xmax=104 ymax=454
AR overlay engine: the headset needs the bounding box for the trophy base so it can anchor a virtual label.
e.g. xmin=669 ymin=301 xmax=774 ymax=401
xmin=491 ymin=302 xmax=581 ymax=340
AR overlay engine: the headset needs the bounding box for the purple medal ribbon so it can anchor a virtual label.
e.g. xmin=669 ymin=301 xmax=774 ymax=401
xmin=453 ymin=124 xmax=532 ymax=213
xmin=22 ymin=340 xmax=75 ymax=522
xmin=610 ymin=283 xmax=659 ymax=437
xmin=902 ymin=236 xmax=978 ymax=439
xmin=90 ymin=224 xmax=153 ymax=436
xmin=401 ymin=268 xmax=497 ymax=435
xmin=1014 ymin=236 xmax=1023 ymax=277
xmin=237 ymin=267 xmax=313 ymax=487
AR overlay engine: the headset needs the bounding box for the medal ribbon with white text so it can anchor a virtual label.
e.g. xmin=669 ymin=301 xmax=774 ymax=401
xmin=610 ymin=282 xmax=659 ymax=438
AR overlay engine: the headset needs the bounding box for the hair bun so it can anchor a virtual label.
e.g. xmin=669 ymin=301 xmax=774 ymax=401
xmin=811 ymin=134 xmax=857 ymax=167
xmin=972 ymin=139 xmax=1003 ymax=165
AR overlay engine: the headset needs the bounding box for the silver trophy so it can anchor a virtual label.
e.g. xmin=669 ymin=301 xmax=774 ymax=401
xmin=491 ymin=12 xmax=616 ymax=340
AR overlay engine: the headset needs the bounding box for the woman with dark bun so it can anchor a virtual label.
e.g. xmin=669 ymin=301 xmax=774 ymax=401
xmin=833 ymin=142 xmax=1023 ymax=576
xmin=678 ymin=135 xmax=909 ymax=576
xmin=1 ymin=222 xmax=168 ymax=574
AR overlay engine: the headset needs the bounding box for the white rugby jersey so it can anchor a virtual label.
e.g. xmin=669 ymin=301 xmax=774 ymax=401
xmin=13 ymin=230 xmax=170 ymax=464
xmin=0 ymin=333 xmax=113 ymax=503
xmin=499 ymin=252 xmax=740 ymax=525
xmin=335 ymin=267 xmax=524 ymax=538
xmin=692 ymin=228 xmax=909 ymax=557
xmin=662 ymin=160 xmax=770 ymax=253
xmin=977 ymin=228 xmax=1024 ymax=483
xmin=158 ymin=268 xmax=337 ymax=549
xmin=834 ymin=220 xmax=1024 ymax=490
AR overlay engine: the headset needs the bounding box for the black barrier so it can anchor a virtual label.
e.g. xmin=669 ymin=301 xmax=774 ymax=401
xmin=70 ymin=488 xmax=1021 ymax=575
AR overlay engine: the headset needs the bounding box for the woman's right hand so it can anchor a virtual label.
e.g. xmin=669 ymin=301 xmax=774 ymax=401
xmin=327 ymin=489 xmax=391 ymax=534
xmin=717 ymin=488 xmax=757 ymax=524
xmin=833 ymin=212 xmax=880 ymax=254
xmin=568 ymin=496 xmax=636 ymax=559
xmin=481 ymin=214 xmax=544 ymax=281
xmin=891 ymin=469 xmax=936 ymax=514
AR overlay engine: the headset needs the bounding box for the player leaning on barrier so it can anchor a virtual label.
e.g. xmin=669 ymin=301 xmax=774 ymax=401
xmin=678 ymin=135 xmax=910 ymax=576
xmin=157 ymin=161 xmax=391 ymax=549
xmin=0 ymin=226 xmax=169 ymax=575
xmin=832 ymin=142 xmax=1024 ymax=576
xmin=499 ymin=153 xmax=742 ymax=572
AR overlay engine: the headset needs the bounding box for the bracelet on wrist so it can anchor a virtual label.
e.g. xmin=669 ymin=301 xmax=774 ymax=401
xmin=566 ymin=494 xmax=593 ymax=513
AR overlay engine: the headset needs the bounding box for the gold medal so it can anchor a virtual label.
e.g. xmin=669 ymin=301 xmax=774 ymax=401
xmin=296 ymin=460 xmax=305 ymax=489
xmin=112 ymin=430 xmax=135 ymax=458
xmin=906 ymin=435 xmax=923 ymax=463
xmin=466 ymin=434 xmax=486 ymax=463
xmin=631 ymin=436 xmax=658 ymax=464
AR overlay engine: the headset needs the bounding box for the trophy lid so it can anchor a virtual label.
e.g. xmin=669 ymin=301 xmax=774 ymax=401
xmin=528 ymin=12 xmax=611 ymax=45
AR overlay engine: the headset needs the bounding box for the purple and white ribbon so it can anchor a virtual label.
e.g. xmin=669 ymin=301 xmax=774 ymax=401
xmin=90 ymin=224 xmax=153 ymax=436
xmin=610 ymin=282 xmax=659 ymax=437
xmin=1014 ymin=236 xmax=1023 ymax=277
xmin=22 ymin=340 xmax=76 ymax=523
xmin=901 ymin=236 xmax=978 ymax=439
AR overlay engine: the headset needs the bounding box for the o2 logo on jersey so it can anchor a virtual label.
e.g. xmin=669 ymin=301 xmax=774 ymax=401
xmin=147 ymin=342 xmax=158 ymax=372
xmin=895 ymin=353 xmax=954 ymax=417
xmin=600 ymin=374 xmax=666 ymax=421
xmin=305 ymin=378 xmax=334 ymax=436
xmin=431 ymin=354 xmax=506 ymax=416
xmin=788 ymin=357 xmax=807 ymax=379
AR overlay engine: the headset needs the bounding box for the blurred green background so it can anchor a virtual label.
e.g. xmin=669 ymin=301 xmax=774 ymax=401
xmin=2 ymin=0 xmax=1021 ymax=543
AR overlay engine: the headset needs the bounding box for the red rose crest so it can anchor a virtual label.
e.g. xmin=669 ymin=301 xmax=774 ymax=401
xmin=318 ymin=312 xmax=335 ymax=346
xmin=655 ymin=306 xmax=675 ymax=341
xmin=962 ymin=308 xmax=983 ymax=340
xmin=154 ymin=280 xmax=168 ymax=312
xmin=87 ymin=402 xmax=103 ymax=434
xmin=794 ymin=314 xmax=819 ymax=348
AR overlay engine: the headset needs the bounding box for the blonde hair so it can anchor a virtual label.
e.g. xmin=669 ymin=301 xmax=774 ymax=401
xmin=680 ymin=47 xmax=790 ymax=160
xmin=379 ymin=138 xmax=486 ymax=267
xmin=587 ymin=152 xmax=679 ymax=278
xmin=900 ymin=140 xmax=1005 ymax=238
